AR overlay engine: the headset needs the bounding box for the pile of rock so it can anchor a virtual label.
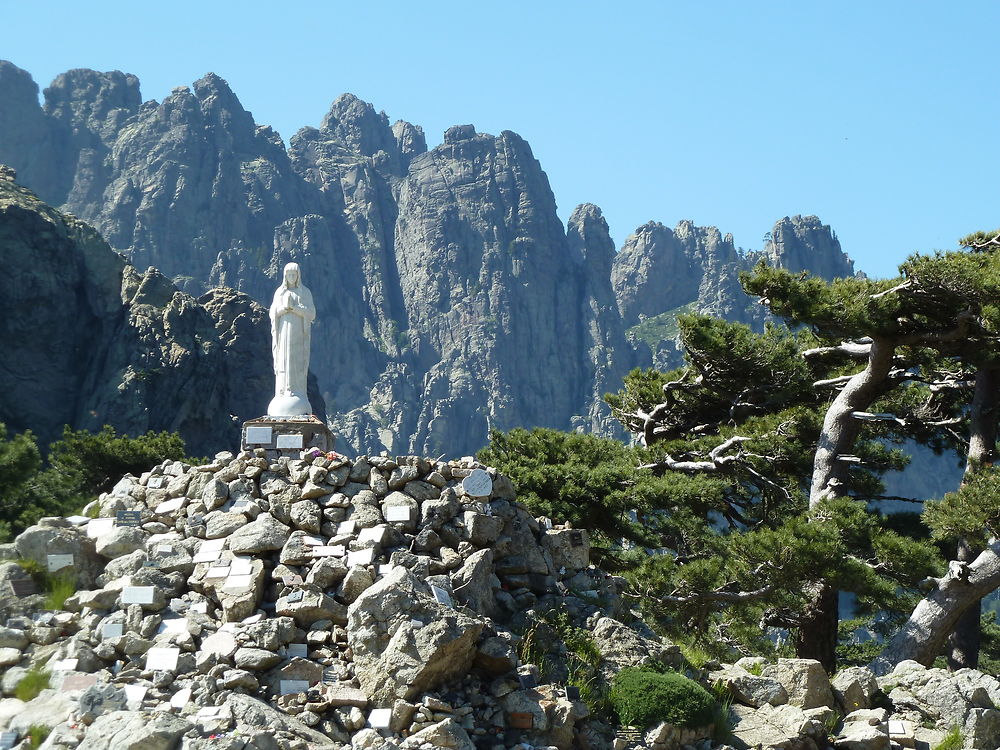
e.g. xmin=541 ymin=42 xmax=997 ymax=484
xmin=0 ymin=451 xmax=624 ymax=750
xmin=2 ymin=449 xmax=999 ymax=750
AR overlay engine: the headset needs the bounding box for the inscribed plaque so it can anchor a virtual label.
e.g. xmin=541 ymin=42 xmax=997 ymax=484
xmin=337 ymin=520 xmax=357 ymax=535
xmin=276 ymin=433 xmax=304 ymax=450
xmin=356 ymin=526 xmax=385 ymax=545
xmin=230 ymin=557 xmax=253 ymax=574
xmin=60 ymin=673 xmax=99 ymax=692
xmin=368 ymin=708 xmax=393 ymax=728
xmin=50 ymin=658 xmax=78 ymax=671
xmin=169 ymin=687 xmax=191 ymax=708
xmin=146 ymin=647 xmax=180 ymax=671
xmin=347 ymin=548 xmax=375 ymax=567
xmin=222 ymin=574 xmax=253 ymax=591
xmin=10 ymin=579 xmax=38 ymax=597
xmin=431 ymin=585 xmax=452 ymax=607
xmin=199 ymin=538 xmax=226 ymax=552
xmin=46 ymin=554 xmax=74 ymax=572
xmin=205 ymin=566 xmax=230 ymax=579
xmin=279 ymin=679 xmax=309 ymax=694
xmin=116 ymin=510 xmax=141 ymax=527
xmin=121 ymin=586 xmax=156 ymax=605
xmin=101 ymin=623 xmax=124 ymax=639
xmin=245 ymin=426 xmax=273 ymax=445
xmin=509 ymin=712 xmax=534 ymax=730
xmin=384 ymin=505 xmax=412 ymax=522
xmin=462 ymin=468 xmax=493 ymax=497
xmin=311 ymin=545 xmax=345 ymax=558
xmin=124 ymin=683 xmax=147 ymax=709
xmin=287 ymin=643 xmax=308 ymax=658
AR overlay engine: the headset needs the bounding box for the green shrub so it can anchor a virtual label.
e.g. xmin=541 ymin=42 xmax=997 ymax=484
xmin=933 ymin=726 xmax=963 ymax=750
xmin=15 ymin=667 xmax=50 ymax=701
xmin=28 ymin=725 xmax=50 ymax=749
xmin=610 ymin=668 xmax=717 ymax=729
xmin=44 ymin=572 xmax=76 ymax=611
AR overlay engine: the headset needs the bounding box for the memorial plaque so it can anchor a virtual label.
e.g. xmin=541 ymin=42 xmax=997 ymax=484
xmin=101 ymin=623 xmax=124 ymax=639
xmin=430 ymin=585 xmax=452 ymax=607
xmin=409 ymin=618 xmax=424 ymax=629
xmin=615 ymin=727 xmax=643 ymax=742
xmin=125 ymin=683 xmax=147 ymax=709
xmin=279 ymin=679 xmax=309 ymax=695
xmin=0 ymin=732 xmax=18 ymax=750
xmin=347 ymin=548 xmax=375 ymax=567
xmin=322 ymin=668 xmax=338 ymax=685
xmin=169 ymin=687 xmax=192 ymax=708
xmin=222 ymin=574 xmax=253 ymax=591
xmin=141 ymin=560 xmax=159 ymax=569
xmin=121 ymin=586 xmax=156 ymax=605
xmin=337 ymin=520 xmax=357 ymax=535
xmin=51 ymin=658 xmax=79 ymax=671
xmin=190 ymin=601 xmax=209 ymax=614
xmin=66 ymin=514 xmax=90 ymax=526
xmin=287 ymin=643 xmax=308 ymax=658
xmin=230 ymin=557 xmax=253 ymax=575
xmin=146 ymin=647 xmax=180 ymax=671
xmin=60 ymin=673 xmax=99 ymax=692
xmin=231 ymin=498 xmax=251 ymax=512
xmin=276 ymin=433 xmax=304 ymax=450
xmin=311 ymin=545 xmax=345 ymax=558
xmin=281 ymin=574 xmax=304 ymax=586
xmin=385 ymin=505 xmax=412 ymax=522
xmin=368 ymin=708 xmax=393 ymax=729
xmin=286 ymin=590 xmax=304 ymax=603
xmin=116 ymin=510 xmax=141 ymax=527
xmin=301 ymin=535 xmax=324 ymax=546
xmin=509 ymin=712 xmax=534 ymax=730
xmin=245 ymin=426 xmax=273 ymax=445
xmin=377 ymin=564 xmax=395 ymax=577
xmin=205 ymin=566 xmax=230 ymax=579
xmin=156 ymin=544 xmax=174 ymax=554
xmin=158 ymin=618 xmax=187 ymax=635
xmin=518 ymin=673 xmax=538 ymax=689
xmin=566 ymin=685 xmax=580 ymax=701
xmin=10 ymin=578 xmax=38 ymax=597
xmin=47 ymin=553 xmax=74 ymax=572
xmin=87 ymin=517 xmax=116 ymax=538
xmin=462 ymin=468 xmax=493 ymax=497
xmin=570 ymin=530 xmax=584 ymax=547
xmin=154 ymin=497 xmax=184 ymax=515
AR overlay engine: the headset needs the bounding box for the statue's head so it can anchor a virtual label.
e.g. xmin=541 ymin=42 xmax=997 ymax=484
xmin=283 ymin=262 xmax=300 ymax=288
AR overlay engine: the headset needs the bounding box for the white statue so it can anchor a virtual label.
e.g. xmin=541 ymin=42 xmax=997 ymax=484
xmin=267 ymin=262 xmax=316 ymax=417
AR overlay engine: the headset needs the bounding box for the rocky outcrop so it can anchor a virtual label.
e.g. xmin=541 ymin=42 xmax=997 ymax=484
xmin=0 ymin=61 xmax=859 ymax=456
xmin=0 ymin=166 xmax=291 ymax=455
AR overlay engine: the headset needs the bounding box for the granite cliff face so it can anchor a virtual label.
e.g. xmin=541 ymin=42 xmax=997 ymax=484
xmin=0 ymin=61 xmax=856 ymax=455
xmin=0 ymin=165 xmax=307 ymax=456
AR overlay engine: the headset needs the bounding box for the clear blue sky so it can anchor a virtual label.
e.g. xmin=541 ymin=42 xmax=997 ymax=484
xmin=5 ymin=1 xmax=998 ymax=279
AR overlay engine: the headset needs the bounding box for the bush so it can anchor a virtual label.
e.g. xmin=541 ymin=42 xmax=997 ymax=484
xmin=28 ymin=725 xmax=50 ymax=749
xmin=610 ymin=668 xmax=717 ymax=729
xmin=933 ymin=726 xmax=963 ymax=750
xmin=15 ymin=667 xmax=50 ymax=701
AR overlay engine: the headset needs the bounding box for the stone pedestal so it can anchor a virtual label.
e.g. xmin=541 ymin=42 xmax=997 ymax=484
xmin=241 ymin=416 xmax=334 ymax=459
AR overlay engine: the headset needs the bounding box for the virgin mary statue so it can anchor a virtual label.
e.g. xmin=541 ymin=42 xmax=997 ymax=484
xmin=267 ymin=262 xmax=316 ymax=417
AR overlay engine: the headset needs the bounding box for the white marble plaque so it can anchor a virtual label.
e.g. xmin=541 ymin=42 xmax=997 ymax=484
xmin=245 ymin=426 xmax=273 ymax=445
xmin=146 ymin=647 xmax=180 ymax=671
xmin=156 ymin=544 xmax=174 ymax=554
xmin=301 ymin=535 xmax=325 ymax=546
xmin=368 ymin=708 xmax=393 ymax=728
xmin=199 ymin=538 xmax=226 ymax=552
xmin=462 ymin=468 xmax=492 ymax=497
xmin=147 ymin=476 xmax=168 ymax=489
xmin=431 ymin=585 xmax=452 ymax=607
xmin=357 ymin=525 xmax=384 ymax=544
xmin=347 ymin=548 xmax=375 ymax=567
xmin=287 ymin=643 xmax=308 ymax=658
xmin=47 ymin=553 xmax=74 ymax=572
xmin=190 ymin=601 xmax=209 ymax=614
xmin=276 ymin=433 xmax=304 ymax=449
xmin=279 ymin=679 xmax=310 ymax=694
xmin=51 ymin=657 xmax=78 ymax=671
xmin=311 ymin=545 xmax=345 ymax=558
xmin=121 ymin=586 xmax=156 ymax=604
xmin=205 ymin=566 xmax=230 ymax=579
xmin=223 ymin=574 xmax=254 ymax=591
xmin=410 ymin=618 xmax=424 ymax=629
xmin=230 ymin=557 xmax=253 ymax=575
xmin=101 ymin=623 xmax=124 ymax=639
xmin=125 ymin=683 xmax=147 ymax=709
xmin=154 ymin=497 xmax=184 ymax=514
xmin=169 ymin=687 xmax=192 ymax=708
xmin=385 ymin=505 xmax=412 ymax=522
xmin=86 ymin=517 xmax=115 ymax=538
xmin=157 ymin=618 xmax=188 ymax=635
xmin=337 ymin=520 xmax=357 ymax=535
xmin=378 ymin=564 xmax=395 ymax=577
xmin=193 ymin=549 xmax=221 ymax=564
xmin=66 ymin=514 xmax=90 ymax=526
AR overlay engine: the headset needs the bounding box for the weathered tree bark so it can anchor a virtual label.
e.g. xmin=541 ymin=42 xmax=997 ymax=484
xmin=947 ymin=367 xmax=1000 ymax=669
xmin=871 ymin=540 xmax=1000 ymax=675
xmin=797 ymin=339 xmax=895 ymax=669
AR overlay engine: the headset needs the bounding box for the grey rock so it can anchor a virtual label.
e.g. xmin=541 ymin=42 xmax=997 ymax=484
xmin=762 ymin=658 xmax=836 ymax=710
xmin=95 ymin=526 xmax=147 ymax=558
xmin=227 ymin=512 xmax=291 ymax=554
xmin=76 ymin=709 xmax=191 ymax=750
